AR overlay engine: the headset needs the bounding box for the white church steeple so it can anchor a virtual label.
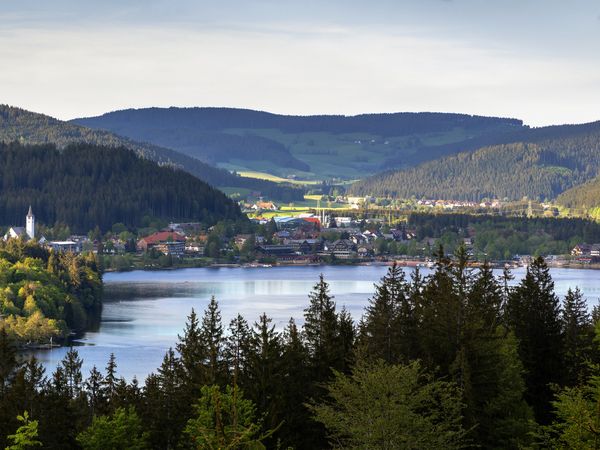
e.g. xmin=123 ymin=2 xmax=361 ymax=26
xmin=26 ymin=206 xmax=35 ymax=239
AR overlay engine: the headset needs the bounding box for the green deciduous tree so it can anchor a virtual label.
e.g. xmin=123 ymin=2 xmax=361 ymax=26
xmin=184 ymin=385 xmax=275 ymax=450
xmin=76 ymin=407 xmax=148 ymax=450
xmin=310 ymin=359 xmax=468 ymax=450
xmin=5 ymin=411 xmax=41 ymax=450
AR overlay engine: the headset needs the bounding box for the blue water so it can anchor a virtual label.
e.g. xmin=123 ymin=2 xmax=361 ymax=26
xmin=30 ymin=265 xmax=600 ymax=382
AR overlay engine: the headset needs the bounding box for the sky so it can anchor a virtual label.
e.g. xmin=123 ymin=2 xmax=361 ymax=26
xmin=0 ymin=0 xmax=599 ymax=126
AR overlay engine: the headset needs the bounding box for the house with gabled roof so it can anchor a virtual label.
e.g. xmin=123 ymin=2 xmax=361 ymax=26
xmin=137 ymin=230 xmax=186 ymax=253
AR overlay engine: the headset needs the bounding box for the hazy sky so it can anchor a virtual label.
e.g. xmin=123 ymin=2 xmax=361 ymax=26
xmin=1 ymin=0 xmax=599 ymax=125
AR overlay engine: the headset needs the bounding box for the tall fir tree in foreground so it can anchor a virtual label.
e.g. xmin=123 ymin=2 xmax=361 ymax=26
xmin=507 ymin=256 xmax=565 ymax=423
xmin=360 ymin=263 xmax=412 ymax=364
xmin=562 ymin=287 xmax=594 ymax=386
xmin=303 ymin=274 xmax=343 ymax=381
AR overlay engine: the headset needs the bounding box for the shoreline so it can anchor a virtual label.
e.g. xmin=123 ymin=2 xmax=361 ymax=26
xmin=103 ymin=258 xmax=600 ymax=273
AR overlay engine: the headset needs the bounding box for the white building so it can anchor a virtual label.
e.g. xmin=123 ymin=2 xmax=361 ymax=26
xmin=3 ymin=206 xmax=35 ymax=241
xmin=26 ymin=206 xmax=35 ymax=239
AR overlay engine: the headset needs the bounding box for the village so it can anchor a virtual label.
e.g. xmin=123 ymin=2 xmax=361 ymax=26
xmin=4 ymin=205 xmax=599 ymax=270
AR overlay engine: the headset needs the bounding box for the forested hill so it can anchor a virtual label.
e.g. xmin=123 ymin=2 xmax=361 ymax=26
xmin=73 ymin=107 xmax=524 ymax=179
xmin=0 ymin=142 xmax=243 ymax=232
xmin=557 ymin=175 xmax=600 ymax=216
xmin=0 ymin=105 xmax=304 ymax=201
xmin=349 ymin=121 xmax=600 ymax=201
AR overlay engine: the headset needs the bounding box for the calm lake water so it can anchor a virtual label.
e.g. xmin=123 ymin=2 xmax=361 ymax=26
xmin=31 ymin=265 xmax=600 ymax=382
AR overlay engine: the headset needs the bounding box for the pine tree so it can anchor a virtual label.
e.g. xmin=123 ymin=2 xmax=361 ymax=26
xmin=0 ymin=328 xmax=18 ymax=398
xmin=154 ymin=348 xmax=186 ymax=449
xmin=467 ymin=261 xmax=503 ymax=330
xmin=563 ymin=287 xmax=593 ymax=386
xmin=103 ymin=353 xmax=118 ymax=408
xmin=361 ymin=263 xmax=410 ymax=364
xmin=507 ymin=256 xmax=565 ymax=423
xmin=201 ymin=296 xmax=224 ymax=386
xmin=420 ymin=245 xmax=463 ymax=373
xmin=12 ymin=357 xmax=46 ymax=421
xmin=176 ymin=308 xmax=206 ymax=390
xmin=246 ymin=313 xmax=283 ymax=434
xmin=225 ymin=314 xmax=251 ymax=390
xmin=84 ymin=366 xmax=105 ymax=419
xmin=278 ymin=318 xmax=311 ymax=448
xmin=338 ymin=306 xmax=355 ymax=373
xmin=303 ymin=274 xmax=341 ymax=381
xmin=62 ymin=349 xmax=83 ymax=400
xmin=38 ymin=366 xmax=79 ymax=449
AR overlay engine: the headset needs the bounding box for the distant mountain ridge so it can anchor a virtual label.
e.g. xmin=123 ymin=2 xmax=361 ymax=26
xmin=0 ymin=105 xmax=304 ymax=201
xmin=349 ymin=120 xmax=600 ymax=202
xmin=73 ymin=107 xmax=525 ymax=180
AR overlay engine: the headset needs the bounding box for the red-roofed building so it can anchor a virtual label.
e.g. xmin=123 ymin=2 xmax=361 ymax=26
xmin=137 ymin=231 xmax=186 ymax=254
xmin=302 ymin=217 xmax=321 ymax=228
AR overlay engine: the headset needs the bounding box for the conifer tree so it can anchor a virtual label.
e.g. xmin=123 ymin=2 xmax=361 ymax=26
xmin=154 ymin=348 xmax=186 ymax=449
xmin=62 ymin=349 xmax=83 ymax=400
xmin=338 ymin=306 xmax=355 ymax=373
xmin=176 ymin=308 xmax=206 ymax=390
xmin=246 ymin=313 xmax=283 ymax=433
xmin=225 ymin=313 xmax=251 ymax=389
xmin=278 ymin=318 xmax=311 ymax=448
xmin=103 ymin=353 xmax=118 ymax=408
xmin=303 ymin=274 xmax=341 ymax=381
xmin=0 ymin=328 xmax=18 ymax=398
xmin=38 ymin=366 xmax=79 ymax=448
xmin=563 ymin=287 xmax=593 ymax=386
xmin=84 ymin=366 xmax=105 ymax=419
xmin=201 ymin=296 xmax=225 ymax=386
xmin=507 ymin=256 xmax=565 ymax=423
xmin=420 ymin=245 xmax=462 ymax=373
xmin=361 ymin=263 xmax=411 ymax=364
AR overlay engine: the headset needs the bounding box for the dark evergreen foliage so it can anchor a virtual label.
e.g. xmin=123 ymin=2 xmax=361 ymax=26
xmin=0 ymin=142 xmax=243 ymax=232
xmin=2 ymin=259 xmax=599 ymax=449
xmin=351 ymin=123 xmax=600 ymax=200
xmin=74 ymin=106 xmax=524 ymax=177
xmin=0 ymin=104 xmax=304 ymax=202
xmin=506 ymin=257 xmax=565 ymax=423
xmin=558 ymin=174 xmax=600 ymax=210
xmin=74 ymin=106 xmax=522 ymax=139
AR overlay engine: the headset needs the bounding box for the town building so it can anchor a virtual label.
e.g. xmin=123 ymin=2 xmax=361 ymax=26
xmin=137 ymin=230 xmax=186 ymax=254
xmin=47 ymin=240 xmax=82 ymax=253
xmin=3 ymin=206 xmax=36 ymax=241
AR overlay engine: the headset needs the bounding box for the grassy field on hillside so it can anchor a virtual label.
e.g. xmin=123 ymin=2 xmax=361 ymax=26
xmin=237 ymin=170 xmax=320 ymax=185
xmin=221 ymin=127 xmax=477 ymax=180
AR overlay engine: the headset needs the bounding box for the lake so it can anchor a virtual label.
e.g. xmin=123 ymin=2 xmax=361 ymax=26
xmin=31 ymin=265 xmax=600 ymax=382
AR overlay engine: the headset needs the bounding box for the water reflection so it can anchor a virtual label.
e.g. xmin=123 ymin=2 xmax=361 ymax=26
xmin=30 ymin=266 xmax=600 ymax=382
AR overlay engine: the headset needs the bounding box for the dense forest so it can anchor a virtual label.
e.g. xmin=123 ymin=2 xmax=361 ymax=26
xmin=350 ymin=124 xmax=600 ymax=201
xmin=557 ymin=174 xmax=600 ymax=216
xmin=0 ymin=240 xmax=102 ymax=344
xmin=0 ymin=105 xmax=304 ymax=202
xmin=386 ymin=118 xmax=600 ymax=167
xmin=1 ymin=253 xmax=598 ymax=448
xmin=0 ymin=142 xmax=244 ymax=232
xmin=405 ymin=213 xmax=600 ymax=259
xmin=73 ymin=107 xmax=523 ymax=179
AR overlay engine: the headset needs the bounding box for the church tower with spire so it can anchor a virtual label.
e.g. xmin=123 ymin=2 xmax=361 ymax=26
xmin=26 ymin=206 xmax=35 ymax=239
